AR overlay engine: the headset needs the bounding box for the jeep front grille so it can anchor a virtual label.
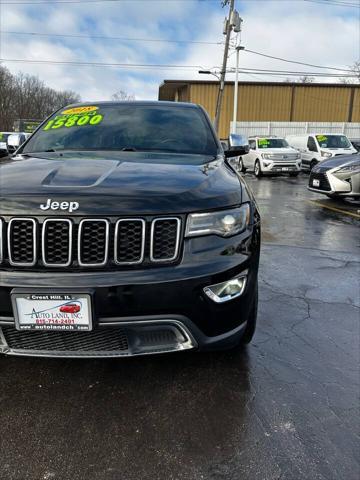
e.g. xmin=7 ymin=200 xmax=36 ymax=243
xmin=1 ymin=216 xmax=182 ymax=269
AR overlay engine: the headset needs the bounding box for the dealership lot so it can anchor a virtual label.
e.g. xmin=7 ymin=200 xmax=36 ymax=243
xmin=0 ymin=173 xmax=359 ymax=480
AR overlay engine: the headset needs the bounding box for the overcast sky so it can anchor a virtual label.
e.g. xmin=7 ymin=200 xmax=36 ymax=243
xmin=0 ymin=0 xmax=359 ymax=101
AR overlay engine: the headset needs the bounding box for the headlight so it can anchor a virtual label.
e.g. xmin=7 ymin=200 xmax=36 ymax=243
xmin=185 ymin=204 xmax=250 ymax=238
xmin=295 ymin=153 xmax=301 ymax=160
xmin=336 ymin=164 xmax=360 ymax=174
xmin=261 ymin=153 xmax=272 ymax=160
xmin=321 ymin=151 xmax=332 ymax=158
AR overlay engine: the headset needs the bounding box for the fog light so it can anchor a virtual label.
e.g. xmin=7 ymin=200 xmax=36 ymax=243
xmin=203 ymin=271 xmax=248 ymax=303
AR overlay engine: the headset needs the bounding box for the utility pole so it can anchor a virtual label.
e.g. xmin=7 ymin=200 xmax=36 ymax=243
xmin=214 ymin=0 xmax=235 ymax=136
xmin=232 ymin=17 xmax=244 ymax=134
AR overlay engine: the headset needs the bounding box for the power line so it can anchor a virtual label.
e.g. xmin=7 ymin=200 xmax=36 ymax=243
xmin=1 ymin=57 xmax=358 ymax=78
xmin=0 ymin=30 xmax=222 ymax=45
xmin=2 ymin=30 xmax=355 ymax=74
xmin=0 ymin=57 xmax=203 ymax=69
xmin=243 ymin=49 xmax=355 ymax=73
xmin=0 ymin=0 xmax=359 ymax=5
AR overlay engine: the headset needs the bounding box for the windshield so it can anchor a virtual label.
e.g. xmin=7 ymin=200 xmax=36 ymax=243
xmin=0 ymin=133 xmax=11 ymax=142
xmin=257 ymin=138 xmax=289 ymax=149
xmin=315 ymin=135 xmax=351 ymax=149
xmin=22 ymin=104 xmax=218 ymax=157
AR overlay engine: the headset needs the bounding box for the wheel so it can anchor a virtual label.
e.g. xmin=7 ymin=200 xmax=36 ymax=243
xmin=310 ymin=160 xmax=317 ymax=171
xmin=254 ymin=160 xmax=262 ymax=177
xmin=241 ymin=282 xmax=258 ymax=344
xmin=289 ymin=172 xmax=299 ymax=177
xmin=238 ymin=157 xmax=246 ymax=173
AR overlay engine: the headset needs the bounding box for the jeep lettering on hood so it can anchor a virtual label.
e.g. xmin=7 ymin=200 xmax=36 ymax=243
xmin=40 ymin=199 xmax=79 ymax=212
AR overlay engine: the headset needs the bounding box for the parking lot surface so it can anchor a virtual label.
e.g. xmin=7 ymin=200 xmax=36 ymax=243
xmin=0 ymin=174 xmax=359 ymax=480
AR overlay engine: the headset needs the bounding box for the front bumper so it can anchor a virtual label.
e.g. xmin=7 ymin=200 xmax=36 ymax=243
xmin=261 ymin=161 xmax=301 ymax=174
xmin=308 ymin=170 xmax=360 ymax=197
xmin=0 ymin=224 xmax=260 ymax=357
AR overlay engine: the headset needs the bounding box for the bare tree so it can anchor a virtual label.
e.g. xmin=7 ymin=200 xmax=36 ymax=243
xmin=0 ymin=65 xmax=81 ymax=131
xmin=339 ymin=61 xmax=360 ymax=85
xmin=111 ymin=90 xmax=136 ymax=101
xmin=298 ymin=76 xmax=315 ymax=83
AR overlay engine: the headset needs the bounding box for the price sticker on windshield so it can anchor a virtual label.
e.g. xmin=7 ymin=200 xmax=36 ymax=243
xmin=258 ymin=139 xmax=270 ymax=147
xmin=43 ymin=106 xmax=104 ymax=131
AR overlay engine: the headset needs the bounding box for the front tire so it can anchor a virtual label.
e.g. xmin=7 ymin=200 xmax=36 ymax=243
xmin=254 ymin=160 xmax=262 ymax=178
xmin=310 ymin=160 xmax=317 ymax=171
xmin=238 ymin=157 xmax=246 ymax=173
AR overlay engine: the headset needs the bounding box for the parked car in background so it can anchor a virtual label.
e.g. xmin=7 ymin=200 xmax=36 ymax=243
xmin=308 ymin=153 xmax=360 ymax=199
xmin=286 ymin=133 xmax=357 ymax=171
xmin=239 ymin=136 xmax=301 ymax=177
xmin=6 ymin=132 xmax=31 ymax=155
xmin=0 ymin=132 xmax=13 ymax=158
xmin=350 ymin=139 xmax=360 ymax=152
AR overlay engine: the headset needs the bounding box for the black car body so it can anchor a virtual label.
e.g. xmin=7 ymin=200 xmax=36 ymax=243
xmin=308 ymin=153 xmax=360 ymax=198
xmin=0 ymin=101 xmax=260 ymax=358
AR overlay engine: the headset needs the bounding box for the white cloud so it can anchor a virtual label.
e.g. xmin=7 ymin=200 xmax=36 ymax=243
xmin=1 ymin=0 xmax=359 ymax=102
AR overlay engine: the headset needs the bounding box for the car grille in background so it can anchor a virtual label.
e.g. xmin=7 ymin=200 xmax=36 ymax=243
xmin=268 ymin=153 xmax=299 ymax=161
xmin=2 ymin=326 xmax=129 ymax=353
xmin=309 ymin=172 xmax=331 ymax=191
xmin=1 ymin=216 xmax=181 ymax=269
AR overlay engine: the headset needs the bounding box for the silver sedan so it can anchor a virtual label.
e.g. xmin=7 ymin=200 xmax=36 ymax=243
xmin=308 ymin=154 xmax=360 ymax=199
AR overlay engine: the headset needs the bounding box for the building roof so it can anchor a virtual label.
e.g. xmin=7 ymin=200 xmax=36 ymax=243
xmin=159 ymin=79 xmax=358 ymax=101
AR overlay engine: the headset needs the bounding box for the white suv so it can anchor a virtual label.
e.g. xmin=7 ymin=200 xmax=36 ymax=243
xmin=239 ymin=136 xmax=301 ymax=177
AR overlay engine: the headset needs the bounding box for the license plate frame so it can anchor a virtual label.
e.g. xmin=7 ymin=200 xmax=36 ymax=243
xmin=11 ymin=290 xmax=93 ymax=332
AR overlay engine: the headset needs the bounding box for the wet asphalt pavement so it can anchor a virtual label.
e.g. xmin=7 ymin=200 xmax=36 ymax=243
xmin=0 ymin=173 xmax=359 ymax=480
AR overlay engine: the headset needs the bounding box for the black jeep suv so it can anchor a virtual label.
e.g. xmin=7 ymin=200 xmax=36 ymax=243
xmin=0 ymin=101 xmax=260 ymax=357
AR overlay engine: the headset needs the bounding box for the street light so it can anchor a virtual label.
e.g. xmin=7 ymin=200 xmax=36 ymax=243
xmin=198 ymin=70 xmax=221 ymax=80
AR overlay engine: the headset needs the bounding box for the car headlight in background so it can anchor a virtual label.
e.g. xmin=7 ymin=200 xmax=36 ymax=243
xmin=261 ymin=153 xmax=272 ymax=160
xmin=186 ymin=204 xmax=250 ymax=238
xmin=321 ymin=151 xmax=332 ymax=158
xmin=335 ymin=164 xmax=360 ymax=175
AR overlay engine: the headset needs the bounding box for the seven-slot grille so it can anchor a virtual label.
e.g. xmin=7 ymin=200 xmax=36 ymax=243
xmin=0 ymin=217 xmax=181 ymax=269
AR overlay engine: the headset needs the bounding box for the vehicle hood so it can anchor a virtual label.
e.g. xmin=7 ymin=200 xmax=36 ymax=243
xmin=315 ymin=153 xmax=360 ymax=172
xmin=260 ymin=148 xmax=298 ymax=155
xmin=0 ymin=151 xmax=242 ymax=215
xmin=322 ymin=147 xmax=357 ymax=155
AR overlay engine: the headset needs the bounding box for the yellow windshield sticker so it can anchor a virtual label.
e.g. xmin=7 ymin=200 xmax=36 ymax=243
xmin=316 ymin=135 xmax=327 ymax=142
xmin=62 ymin=106 xmax=98 ymax=115
xmin=43 ymin=111 xmax=103 ymax=131
xmin=258 ymin=139 xmax=270 ymax=147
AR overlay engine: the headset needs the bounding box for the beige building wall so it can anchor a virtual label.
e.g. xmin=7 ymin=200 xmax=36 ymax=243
xmin=159 ymin=81 xmax=360 ymax=139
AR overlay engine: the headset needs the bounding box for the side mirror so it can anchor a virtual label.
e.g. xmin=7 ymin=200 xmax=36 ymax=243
xmin=7 ymin=134 xmax=25 ymax=154
xmin=224 ymin=133 xmax=249 ymax=158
